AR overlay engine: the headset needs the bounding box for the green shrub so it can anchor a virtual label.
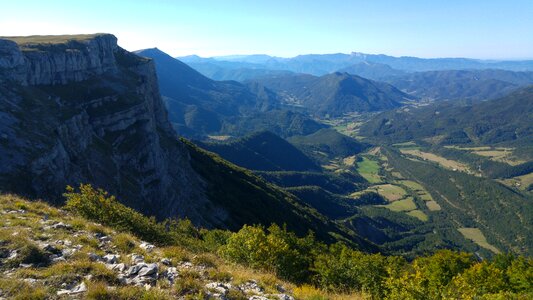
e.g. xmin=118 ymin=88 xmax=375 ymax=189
xmin=200 ymin=228 xmax=232 ymax=251
xmin=313 ymin=243 xmax=402 ymax=297
xmin=64 ymin=184 xmax=169 ymax=245
xmin=219 ymin=224 xmax=319 ymax=283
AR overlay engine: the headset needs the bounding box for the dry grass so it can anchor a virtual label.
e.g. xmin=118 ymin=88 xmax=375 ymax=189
xmin=425 ymin=200 xmax=442 ymax=211
xmin=458 ymin=228 xmax=500 ymax=254
xmin=444 ymin=146 xmax=492 ymax=151
xmin=342 ymin=155 xmax=357 ymax=166
xmin=293 ymin=284 xmax=367 ymax=300
xmin=400 ymin=149 xmax=470 ymax=172
xmin=2 ymin=34 xmax=105 ymax=45
xmin=371 ymin=184 xmax=407 ymax=202
xmin=391 ymin=171 xmax=404 ymax=179
xmin=500 ymin=172 xmax=533 ymax=191
xmin=207 ymin=135 xmax=232 ymax=141
xmin=419 ymin=193 xmax=434 ymax=201
xmin=406 ymin=210 xmax=429 ymax=221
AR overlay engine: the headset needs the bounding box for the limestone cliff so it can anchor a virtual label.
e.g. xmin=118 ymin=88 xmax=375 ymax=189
xmin=0 ymin=34 xmax=227 ymax=226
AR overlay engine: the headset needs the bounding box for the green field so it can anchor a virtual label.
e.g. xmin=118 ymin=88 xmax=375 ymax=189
xmin=419 ymin=193 xmax=434 ymax=201
xmin=356 ymin=157 xmax=382 ymax=183
xmin=399 ymin=180 xmax=425 ymax=191
xmin=380 ymin=197 xmax=417 ymax=212
xmin=458 ymin=228 xmax=500 ymax=254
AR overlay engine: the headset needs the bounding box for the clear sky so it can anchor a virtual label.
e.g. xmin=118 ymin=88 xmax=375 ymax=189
xmin=1 ymin=0 xmax=532 ymax=59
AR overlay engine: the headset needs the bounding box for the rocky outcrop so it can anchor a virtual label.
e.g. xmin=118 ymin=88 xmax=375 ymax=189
xmin=0 ymin=34 xmax=118 ymax=85
xmin=0 ymin=198 xmax=296 ymax=299
xmin=0 ymin=34 xmax=222 ymax=226
xmin=0 ymin=39 xmax=27 ymax=83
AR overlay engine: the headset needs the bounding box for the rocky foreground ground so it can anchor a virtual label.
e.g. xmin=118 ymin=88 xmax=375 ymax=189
xmin=0 ymin=194 xmax=299 ymax=299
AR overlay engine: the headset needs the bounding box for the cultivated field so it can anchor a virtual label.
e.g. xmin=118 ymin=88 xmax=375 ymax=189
xmin=501 ymin=172 xmax=533 ymax=191
xmin=379 ymin=197 xmax=417 ymax=212
xmin=458 ymin=228 xmax=500 ymax=254
xmin=356 ymin=157 xmax=382 ymax=183
xmin=425 ymin=200 xmax=441 ymax=211
xmin=400 ymin=149 xmax=470 ymax=172
xmin=407 ymin=210 xmax=429 ymax=221
xmin=371 ymin=184 xmax=407 ymax=201
xmin=445 ymin=146 xmax=526 ymax=165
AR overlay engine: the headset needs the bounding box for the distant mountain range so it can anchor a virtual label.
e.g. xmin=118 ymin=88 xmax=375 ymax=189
xmin=180 ymin=52 xmax=533 ymax=78
xmin=181 ymin=53 xmax=533 ymax=104
xmin=385 ymin=69 xmax=533 ymax=102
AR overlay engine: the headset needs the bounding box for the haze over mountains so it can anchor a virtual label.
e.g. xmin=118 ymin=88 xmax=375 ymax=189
xmin=180 ymin=51 xmax=533 ymax=104
xmin=181 ymin=52 xmax=533 ymax=76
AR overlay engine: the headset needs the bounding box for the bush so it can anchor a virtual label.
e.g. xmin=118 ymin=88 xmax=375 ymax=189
xmin=385 ymin=250 xmax=474 ymax=299
xmin=219 ymin=224 xmax=319 ymax=283
xmin=64 ymin=184 xmax=169 ymax=245
xmin=313 ymin=243 xmax=401 ymax=297
xmin=200 ymin=229 xmax=232 ymax=251
xmin=446 ymin=262 xmax=508 ymax=299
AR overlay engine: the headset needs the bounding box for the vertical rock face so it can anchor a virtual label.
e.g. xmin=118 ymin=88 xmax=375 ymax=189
xmin=0 ymin=39 xmax=27 ymax=83
xmin=0 ymin=34 xmax=119 ymax=85
xmin=0 ymin=34 xmax=225 ymax=226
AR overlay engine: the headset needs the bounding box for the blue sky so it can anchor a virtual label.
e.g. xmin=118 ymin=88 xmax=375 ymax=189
xmin=1 ymin=0 xmax=532 ymax=59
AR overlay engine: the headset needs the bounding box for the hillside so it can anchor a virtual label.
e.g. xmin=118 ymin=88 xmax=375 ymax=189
xmin=198 ymin=131 xmax=320 ymax=172
xmin=4 ymin=189 xmax=530 ymax=299
xmin=253 ymin=72 xmax=410 ymax=117
xmin=386 ymin=69 xmax=533 ymax=101
xmin=288 ymin=128 xmax=368 ymax=161
xmin=219 ymin=109 xmax=328 ymax=138
xmin=135 ymin=48 xmax=281 ymax=137
xmin=0 ymin=34 xmax=366 ymax=244
xmin=360 ymin=85 xmax=533 ymax=146
xmin=0 ymin=193 xmax=302 ymax=299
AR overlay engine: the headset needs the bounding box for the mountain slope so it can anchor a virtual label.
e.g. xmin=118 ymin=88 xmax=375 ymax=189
xmin=197 ymin=131 xmax=320 ymax=172
xmin=219 ymin=109 xmax=328 ymax=138
xmin=253 ymin=72 xmax=410 ymax=117
xmin=386 ymin=69 xmax=533 ymax=101
xmin=360 ymin=85 xmax=533 ymax=146
xmin=288 ymin=128 xmax=368 ymax=161
xmin=135 ymin=48 xmax=280 ymax=136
